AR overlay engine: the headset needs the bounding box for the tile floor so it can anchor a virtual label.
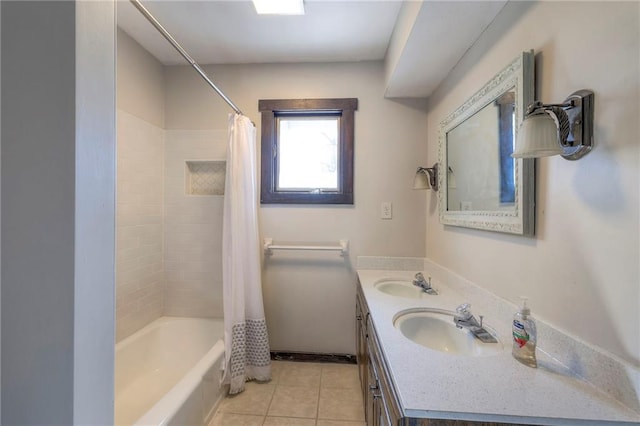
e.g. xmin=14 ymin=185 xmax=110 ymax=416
xmin=210 ymin=361 xmax=366 ymax=426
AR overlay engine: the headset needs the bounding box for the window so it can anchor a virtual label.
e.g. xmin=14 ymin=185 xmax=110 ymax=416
xmin=495 ymin=91 xmax=516 ymax=204
xmin=259 ymin=98 xmax=358 ymax=204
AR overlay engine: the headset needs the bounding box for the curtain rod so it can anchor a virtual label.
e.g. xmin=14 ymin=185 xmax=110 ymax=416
xmin=129 ymin=0 xmax=244 ymax=116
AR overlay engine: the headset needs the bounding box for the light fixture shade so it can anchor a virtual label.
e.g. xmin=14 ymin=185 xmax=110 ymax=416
xmin=413 ymin=171 xmax=430 ymax=190
xmin=512 ymin=113 xmax=564 ymax=158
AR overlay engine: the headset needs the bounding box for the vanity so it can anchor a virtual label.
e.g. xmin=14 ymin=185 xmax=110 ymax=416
xmin=351 ymin=46 xmax=640 ymax=425
xmin=355 ymin=265 xmax=640 ymax=426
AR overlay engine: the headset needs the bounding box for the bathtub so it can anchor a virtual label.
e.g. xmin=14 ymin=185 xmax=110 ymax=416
xmin=115 ymin=317 xmax=226 ymax=426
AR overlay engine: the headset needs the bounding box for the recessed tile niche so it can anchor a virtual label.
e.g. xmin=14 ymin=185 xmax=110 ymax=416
xmin=185 ymin=160 xmax=226 ymax=195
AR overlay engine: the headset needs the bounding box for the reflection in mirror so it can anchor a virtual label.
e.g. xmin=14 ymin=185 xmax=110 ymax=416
xmin=446 ymin=90 xmax=516 ymax=212
xmin=438 ymin=51 xmax=535 ymax=236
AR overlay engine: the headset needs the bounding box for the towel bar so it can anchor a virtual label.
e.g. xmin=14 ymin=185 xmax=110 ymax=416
xmin=263 ymin=238 xmax=348 ymax=256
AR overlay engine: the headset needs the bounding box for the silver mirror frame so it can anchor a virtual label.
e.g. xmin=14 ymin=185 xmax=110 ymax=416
xmin=438 ymin=50 xmax=535 ymax=236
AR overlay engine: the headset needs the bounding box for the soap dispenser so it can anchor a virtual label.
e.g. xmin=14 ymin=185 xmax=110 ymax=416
xmin=512 ymin=297 xmax=537 ymax=368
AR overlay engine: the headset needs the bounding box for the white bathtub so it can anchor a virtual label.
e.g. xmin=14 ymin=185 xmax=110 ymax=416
xmin=115 ymin=317 xmax=226 ymax=426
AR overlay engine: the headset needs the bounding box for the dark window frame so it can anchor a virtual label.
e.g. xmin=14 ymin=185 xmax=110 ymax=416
xmin=259 ymin=98 xmax=358 ymax=204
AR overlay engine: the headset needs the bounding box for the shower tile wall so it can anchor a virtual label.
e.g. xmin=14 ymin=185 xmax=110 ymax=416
xmin=163 ymin=129 xmax=227 ymax=318
xmin=116 ymin=110 xmax=165 ymax=341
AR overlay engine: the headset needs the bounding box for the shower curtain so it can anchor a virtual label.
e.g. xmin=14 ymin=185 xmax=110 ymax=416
xmin=222 ymin=113 xmax=271 ymax=394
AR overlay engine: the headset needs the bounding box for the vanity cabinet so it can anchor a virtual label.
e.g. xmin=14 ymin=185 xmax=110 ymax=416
xmin=356 ymin=282 xmax=508 ymax=426
xmin=356 ymin=284 xmax=402 ymax=426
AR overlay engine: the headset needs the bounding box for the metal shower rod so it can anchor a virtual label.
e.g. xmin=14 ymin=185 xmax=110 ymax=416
xmin=129 ymin=0 xmax=244 ymax=116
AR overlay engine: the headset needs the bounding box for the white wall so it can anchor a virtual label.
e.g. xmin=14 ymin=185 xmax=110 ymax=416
xmin=425 ymin=1 xmax=640 ymax=366
xmin=74 ymin=2 xmax=116 ymax=421
xmin=165 ymin=62 xmax=428 ymax=354
xmin=0 ymin=2 xmax=3 ymax=419
xmin=117 ymin=28 xmax=164 ymax=128
xmin=1 ymin=1 xmax=116 ymax=423
xmin=116 ymin=29 xmax=166 ymax=341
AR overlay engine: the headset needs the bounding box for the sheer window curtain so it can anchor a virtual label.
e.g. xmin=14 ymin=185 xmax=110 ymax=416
xmin=222 ymin=114 xmax=271 ymax=394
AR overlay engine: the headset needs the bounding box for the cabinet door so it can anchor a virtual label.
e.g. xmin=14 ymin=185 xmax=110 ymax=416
xmin=356 ymin=287 xmax=371 ymax=414
xmin=358 ymin=284 xmax=397 ymax=426
xmin=368 ymin=337 xmax=395 ymax=426
xmin=356 ymin=294 xmax=369 ymax=408
xmin=368 ymin=317 xmax=403 ymax=426
xmin=367 ymin=337 xmax=382 ymax=426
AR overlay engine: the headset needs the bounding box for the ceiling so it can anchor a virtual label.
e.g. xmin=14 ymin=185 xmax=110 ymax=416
xmin=117 ymin=0 xmax=403 ymax=65
xmin=117 ymin=0 xmax=507 ymax=98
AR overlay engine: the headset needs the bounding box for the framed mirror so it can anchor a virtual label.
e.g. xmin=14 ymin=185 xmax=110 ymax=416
xmin=438 ymin=50 xmax=535 ymax=236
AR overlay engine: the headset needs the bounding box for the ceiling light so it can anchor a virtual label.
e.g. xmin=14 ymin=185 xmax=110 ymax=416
xmin=253 ymin=0 xmax=305 ymax=15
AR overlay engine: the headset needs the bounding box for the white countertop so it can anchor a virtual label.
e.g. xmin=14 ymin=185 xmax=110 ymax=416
xmin=357 ymin=269 xmax=640 ymax=425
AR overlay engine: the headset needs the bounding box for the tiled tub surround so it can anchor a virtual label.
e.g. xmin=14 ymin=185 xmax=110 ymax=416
xmin=117 ymin=123 xmax=228 ymax=341
xmin=116 ymin=110 xmax=165 ymax=341
xmin=356 ymin=258 xmax=640 ymax=425
xmin=163 ymin=129 xmax=227 ymax=318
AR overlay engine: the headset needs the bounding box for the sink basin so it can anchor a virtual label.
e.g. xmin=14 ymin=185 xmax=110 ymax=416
xmin=374 ymin=279 xmax=433 ymax=299
xmin=393 ymin=308 xmax=503 ymax=356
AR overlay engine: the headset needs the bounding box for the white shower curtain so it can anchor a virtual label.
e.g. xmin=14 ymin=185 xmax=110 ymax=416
xmin=222 ymin=113 xmax=271 ymax=394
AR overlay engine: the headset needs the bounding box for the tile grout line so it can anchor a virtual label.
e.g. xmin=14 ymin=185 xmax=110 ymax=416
xmin=264 ymin=378 xmax=277 ymax=418
xmin=263 ymin=380 xmax=274 ymax=424
xmin=262 ymin=363 xmax=280 ymax=424
xmin=316 ymin=364 xmax=324 ymax=422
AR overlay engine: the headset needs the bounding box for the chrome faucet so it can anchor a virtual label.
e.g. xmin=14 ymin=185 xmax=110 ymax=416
xmin=412 ymin=272 xmax=437 ymax=295
xmin=453 ymin=303 xmax=497 ymax=343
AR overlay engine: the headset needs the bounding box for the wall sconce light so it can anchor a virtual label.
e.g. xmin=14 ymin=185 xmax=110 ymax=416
xmin=413 ymin=164 xmax=439 ymax=191
xmin=512 ymin=89 xmax=594 ymax=160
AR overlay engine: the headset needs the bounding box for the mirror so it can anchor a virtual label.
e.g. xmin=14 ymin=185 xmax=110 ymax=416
xmin=438 ymin=51 xmax=535 ymax=236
